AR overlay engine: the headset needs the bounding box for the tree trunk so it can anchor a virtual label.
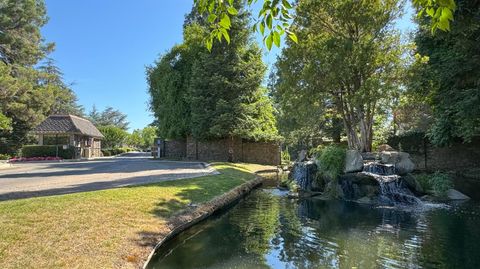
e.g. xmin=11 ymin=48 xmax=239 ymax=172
xmin=359 ymin=117 xmax=372 ymax=152
xmin=339 ymin=101 xmax=373 ymax=152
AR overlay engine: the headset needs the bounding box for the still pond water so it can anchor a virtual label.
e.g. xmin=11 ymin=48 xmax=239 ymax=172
xmin=147 ymin=188 xmax=480 ymax=269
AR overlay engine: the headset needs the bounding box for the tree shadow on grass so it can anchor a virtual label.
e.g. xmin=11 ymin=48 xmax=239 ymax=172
xmin=132 ymin=166 xmax=255 ymax=255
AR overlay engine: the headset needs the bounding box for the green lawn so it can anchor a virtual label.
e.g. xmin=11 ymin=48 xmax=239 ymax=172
xmin=0 ymin=163 xmax=266 ymax=269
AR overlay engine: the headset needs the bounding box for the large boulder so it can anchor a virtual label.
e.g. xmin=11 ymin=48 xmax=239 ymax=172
xmin=361 ymin=152 xmax=378 ymax=161
xmin=380 ymin=151 xmax=415 ymax=175
xmin=402 ymin=173 xmax=424 ymax=194
xmin=296 ymin=149 xmax=308 ymax=162
xmin=344 ymin=150 xmax=364 ymax=173
xmin=446 ymin=189 xmax=470 ymax=200
xmin=339 ymin=173 xmax=380 ymax=200
xmin=340 ymin=172 xmax=378 ymax=185
xmin=377 ymin=144 xmax=395 ymax=152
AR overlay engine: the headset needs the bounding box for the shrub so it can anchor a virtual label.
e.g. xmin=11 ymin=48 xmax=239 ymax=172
xmin=101 ymin=149 xmax=112 ymax=156
xmin=429 ymin=172 xmax=453 ymax=197
xmin=0 ymin=154 xmax=11 ymax=160
xmin=281 ymin=150 xmax=291 ymax=165
xmin=279 ymin=173 xmax=299 ymax=192
xmin=414 ymin=172 xmax=453 ymax=197
xmin=317 ymin=144 xmax=346 ymax=181
xmin=21 ymin=145 xmax=75 ymax=159
xmin=309 ymin=144 xmax=325 ymax=158
xmin=312 ymin=145 xmax=346 ymax=198
xmin=414 ymin=173 xmax=432 ymax=192
xmin=102 ymin=147 xmax=133 ymax=156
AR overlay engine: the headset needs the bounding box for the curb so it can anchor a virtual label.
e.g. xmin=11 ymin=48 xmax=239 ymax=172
xmin=141 ymin=176 xmax=264 ymax=268
xmin=0 ymin=162 xmax=12 ymax=170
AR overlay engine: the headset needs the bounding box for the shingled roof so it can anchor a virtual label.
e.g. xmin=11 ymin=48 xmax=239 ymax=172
xmin=32 ymin=115 xmax=104 ymax=138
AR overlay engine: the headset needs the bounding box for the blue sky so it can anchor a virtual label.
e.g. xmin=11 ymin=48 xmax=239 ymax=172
xmin=42 ymin=0 xmax=414 ymax=132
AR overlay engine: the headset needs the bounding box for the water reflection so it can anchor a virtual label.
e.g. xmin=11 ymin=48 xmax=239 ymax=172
xmin=147 ymin=188 xmax=480 ymax=269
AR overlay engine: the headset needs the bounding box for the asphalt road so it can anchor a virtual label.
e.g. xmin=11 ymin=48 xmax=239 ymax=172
xmin=0 ymin=152 xmax=215 ymax=201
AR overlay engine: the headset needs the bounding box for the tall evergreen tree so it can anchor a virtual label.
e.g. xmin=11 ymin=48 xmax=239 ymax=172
xmin=187 ymin=7 xmax=276 ymax=140
xmin=148 ymin=4 xmax=278 ymax=141
xmin=38 ymin=58 xmax=84 ymax=116
xmin=88 ymin=106 xmax=129 ymax=131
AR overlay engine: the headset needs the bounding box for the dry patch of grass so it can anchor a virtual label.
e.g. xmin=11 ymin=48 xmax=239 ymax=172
xmin=0 ymin=163 xmax=256 ymax=269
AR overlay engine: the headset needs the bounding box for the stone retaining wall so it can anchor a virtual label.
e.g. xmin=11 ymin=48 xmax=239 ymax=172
xmin=164 ymin=140 xmax=187 ymax=159
xmin=409 ymin=137 xmax=480 ymax=172
xmin=154 ymin=137 xmax=281 ymax=165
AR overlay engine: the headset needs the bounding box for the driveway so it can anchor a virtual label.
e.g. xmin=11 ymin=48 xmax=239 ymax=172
xmin=0 ymin=152 xmax=216 ymax=201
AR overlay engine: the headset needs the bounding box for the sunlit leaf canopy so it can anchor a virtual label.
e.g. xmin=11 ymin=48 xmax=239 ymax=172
xmin=194 ymin=0 xmax=298 ymax=51
xmin=194 ymin=0 xmax=456 ymax=50
xmin=413 ymin=0 xmax=456 ymax=33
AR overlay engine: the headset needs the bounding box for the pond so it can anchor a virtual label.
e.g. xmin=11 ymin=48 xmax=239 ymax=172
xmin=146 ymin=188 xmax=480 ymax=269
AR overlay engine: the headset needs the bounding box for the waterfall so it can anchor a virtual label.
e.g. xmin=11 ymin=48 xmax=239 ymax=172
xmin=363 ymin=162 xmax=422 ymax=205
xmin=291 ymin=160 xmax=317 ymax=191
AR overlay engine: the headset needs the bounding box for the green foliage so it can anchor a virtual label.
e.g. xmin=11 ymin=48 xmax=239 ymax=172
xmin=0 ymin=153 xmax=11 ymax=160
xmin=415 ymin=172 xmax=453 ymax=197
xmin=147 ymin=42 xmax=193 ymax=139
xmin=126 ymin=126 xmax=158 ymax=150
xmin=271 ymin=0 xmax=405 ymax=152
xmin=193 ymin=0 xmax=453 ymax=51
xmin=148 ymin=5 xmax=279 ymax=142
xmin=429 ymin=172 xmax=453 ymax=197
xmin=193 ymin=0 xmax=297 ymax=51
xmin=0 ymin=112 xmax=12 ymax=131
xmin=37 ymin=58 xmax=85 ymax=116
xmin=414 ymin=173 xmax=433 ymax=193
xmin=413 ymin=0 xmax=456 ymax=33
xmin=88 ymin=106 xmax=129 ymax=131
xmin=394 ymin=93 xmax=433 ymax=134
xmin=21 ymin=145 xmax=75 ymax=159
xmin=387 ymin=130 xmax=426 ymax=153
xmin=0 ymin=0 xmax=52 ymax=65
xmin=317 ymin=145 xmax=346 ymax=181
xmin=101 ymin=147 xmax=133 ymax=157
xmin=141 ymin=126 xmax=158 ymax=149
xmin=279 ymin=173 xmax=299 ymax=192
xmin=411 ymin=0 xmax=480 ymax=146
xmin=126 ymin=129 xmax=143 ymax=149
xmin=281 ymin=150 xmax=291 ymax=165
xmin=97 ymin=125 xmax=128 ymax=149
xmin=0 ymin=1 xmax=83 ymax=155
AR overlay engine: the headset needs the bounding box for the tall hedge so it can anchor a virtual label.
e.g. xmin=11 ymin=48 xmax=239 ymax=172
xmin=22 ymin=145 xmax=75 ymax=159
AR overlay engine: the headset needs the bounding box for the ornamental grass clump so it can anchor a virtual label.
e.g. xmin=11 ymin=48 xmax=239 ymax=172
xmin=429 ymin=172 xmax=453 ymax=197
xmin=315 ymin=145 xmax=346 ymax=198
xmin=317 ymin=145 xmax=346 ymax=181
xmin=415 ymin=171 xmax=453 ymax=197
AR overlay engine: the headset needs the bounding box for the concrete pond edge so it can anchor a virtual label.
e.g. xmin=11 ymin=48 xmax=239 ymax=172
xmin=141 ymin=174 xmax=265 ymax=268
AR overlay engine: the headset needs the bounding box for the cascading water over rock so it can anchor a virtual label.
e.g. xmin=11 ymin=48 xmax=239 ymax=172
xmin=290 ymin=160 xmax=317 ymax=191
xmin=362 ymin=162 xmax=422 ymax=205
